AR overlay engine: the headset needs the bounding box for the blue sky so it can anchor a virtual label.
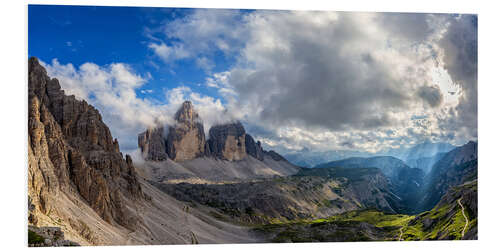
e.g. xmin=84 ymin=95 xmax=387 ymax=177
xmin=28 ymin=5 xmax=477 ymax=154
xmin=29 ymin=5 xmax=233 ymax=102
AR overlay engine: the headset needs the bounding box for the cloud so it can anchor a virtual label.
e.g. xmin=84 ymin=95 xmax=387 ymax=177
xmin=436 ymin=15 xmax=478 ymax=140
xmin=147 ymin=9 xmax=247 ymax=68
xmin=147 ymin=42 xmax=190 ymax=62
xmin=40 ymin=59 xmax=230 ymax=150
xmin=150 ymin=10 xmax=476 ymax=153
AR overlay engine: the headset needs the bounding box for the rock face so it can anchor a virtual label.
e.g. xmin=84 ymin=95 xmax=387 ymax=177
xmin=138 ymin=126 xmax=168 ymax=161
xmin=245 ymin=134 xmax=264 ymax=161
xmin=166 ymin=101 xmax=206 ymax=162
xmin=28 ymin=57 xmax=143 ymax=230
xmin=208 ymin=122 xmax=247 ymax=161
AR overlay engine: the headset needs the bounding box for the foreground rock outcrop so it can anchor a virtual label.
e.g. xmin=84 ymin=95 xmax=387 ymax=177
xmin=28 ymin=57 xmax=144 ymax=234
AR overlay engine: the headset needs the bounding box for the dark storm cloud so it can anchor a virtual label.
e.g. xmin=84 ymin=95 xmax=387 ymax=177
xmin=438 ymin=15 xmax=478 ymax=139
xmin=375 ymin=13 xmax=433 ymax=42
xmin=417 ymin=85 xmax=444 ymax=107
xmin=229 ymin=12 xmax=420 ymax=132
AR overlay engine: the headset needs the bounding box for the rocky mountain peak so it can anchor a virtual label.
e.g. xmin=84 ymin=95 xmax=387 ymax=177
xmin=137 ymin=100 xmax=291 ymax=164
xmin=174 ymin=101 xmax=199 ymax=127
xmin=166 ymin=101 xmax=206 ymax=161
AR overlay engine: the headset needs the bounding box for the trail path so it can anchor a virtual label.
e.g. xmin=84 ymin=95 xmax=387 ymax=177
xmin=398 ymin=227 xmax=404 ymax=241
xmin=457 ymin=198 xmax=469 ymax=238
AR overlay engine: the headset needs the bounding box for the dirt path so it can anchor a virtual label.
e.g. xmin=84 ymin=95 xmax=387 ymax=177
xmin=398 ymin=227 xmax=404 ymax=241
xmin=457 ymin=198 xmax=469 ymax=238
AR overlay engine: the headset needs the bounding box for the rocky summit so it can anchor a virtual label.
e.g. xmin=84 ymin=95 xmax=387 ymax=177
xmin=166 ymin=101 xmax=207 ymax=161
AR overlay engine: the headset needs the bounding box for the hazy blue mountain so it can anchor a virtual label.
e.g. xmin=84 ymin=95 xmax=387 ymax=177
xmin=418 ymin=141 xmax=477 ymax=212
xmin=283 ymin=142 xmax=454 ymax=169
xmin=405 ymin=152 xmax=447 ymax=174
xmin=384 ymin=141 xmax=455 ymax=161
xmin=283 ymin=149 xmax=373 ymax=168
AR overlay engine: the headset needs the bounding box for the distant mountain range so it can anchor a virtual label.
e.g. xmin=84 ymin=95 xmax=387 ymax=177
xmin=384 ymin=141 xmax=456 ymax=162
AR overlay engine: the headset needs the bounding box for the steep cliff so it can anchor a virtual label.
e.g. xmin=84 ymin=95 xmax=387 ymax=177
xmin=138 ymin=126 xmax=168 ymax=161
xmin=245 ymin=134 xmax=264 ymax=161
xmin=207 ymin=122 xmax=247 ymax=161
xmin=166 ymin=101 xmax=207 ymax=161
xmin=28 ymin=57 xmax=144 ymax=233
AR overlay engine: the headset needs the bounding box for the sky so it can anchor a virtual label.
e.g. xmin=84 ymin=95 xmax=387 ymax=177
xmin=28 ymin=5 xmax=478 ymax=155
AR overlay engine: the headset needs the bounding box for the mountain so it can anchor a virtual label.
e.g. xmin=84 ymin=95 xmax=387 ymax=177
xmin=315 ymin=156 xmax=425 ymax=213
xmin=136 ymin=101 xmax=299 ymax=183
xmin=315 ymin=156 xmax=409 ymax=178
xmin=405 ymin=152 xmax=446 ymax=174
xmin=385 ymin=141 xmax=455 ymax=162
xmin=283 ymin=149 xmax=373 ymax=168
xmin=418 ymin=141 xmax=478 ymax=212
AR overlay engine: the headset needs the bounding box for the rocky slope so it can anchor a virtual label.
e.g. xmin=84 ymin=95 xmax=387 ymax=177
xmin=154 ymin=167 xmax=403 ymax=225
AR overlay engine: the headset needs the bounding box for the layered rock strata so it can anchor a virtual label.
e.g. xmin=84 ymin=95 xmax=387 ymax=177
xmin=28 ymin=57 xmax=143 ymax=230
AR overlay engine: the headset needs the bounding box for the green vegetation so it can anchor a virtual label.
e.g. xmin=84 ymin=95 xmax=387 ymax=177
xmin=28 ymin=230 xmax=45 ymax=245
xmin=330 ymin=210 xmax=413 ymax=227
xmin=295 ymin=167 xmax=381 ymax=183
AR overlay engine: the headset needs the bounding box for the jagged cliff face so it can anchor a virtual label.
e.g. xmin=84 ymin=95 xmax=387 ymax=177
xmin=138 ymin=126 xmax=168 ymax=161
xmin=245 ymin=134 xmax=264 ymax=161
xmin=166 ymin=101 xmax=206 ymax=161
xmin=208 ymin=122 xmax=247 ymax=161
xmin=28 ymin=57 xmax=143 ymax=231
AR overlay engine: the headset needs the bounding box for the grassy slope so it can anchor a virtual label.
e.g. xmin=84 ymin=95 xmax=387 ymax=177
xmin=254 ymin=180 xmax=477 ymax=242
